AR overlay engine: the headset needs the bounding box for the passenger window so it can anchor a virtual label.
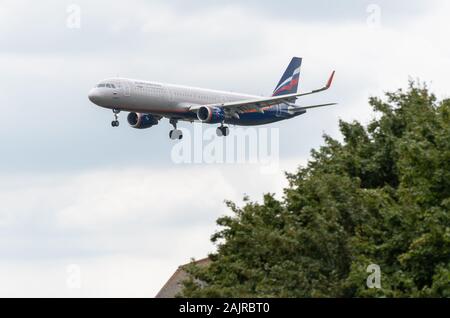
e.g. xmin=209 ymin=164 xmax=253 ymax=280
xmin=111 ymin=84 xmax=116 ymax=89
xmin=99 ymin=84 xmax=105 ymax=87
xmin=106 ymin=84 xmax=111 ymax=88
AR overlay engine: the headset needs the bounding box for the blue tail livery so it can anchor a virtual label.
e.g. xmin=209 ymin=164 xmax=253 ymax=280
xmin=272 ymin=57 xmax=302 ymax=96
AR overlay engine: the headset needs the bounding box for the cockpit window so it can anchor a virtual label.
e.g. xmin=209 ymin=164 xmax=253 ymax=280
xmin=97 ymin=83 xmax=116 ymax=88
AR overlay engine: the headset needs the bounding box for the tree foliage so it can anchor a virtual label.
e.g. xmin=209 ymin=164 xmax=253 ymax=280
xmin=181 ymin=82 xmax=450 ymax=297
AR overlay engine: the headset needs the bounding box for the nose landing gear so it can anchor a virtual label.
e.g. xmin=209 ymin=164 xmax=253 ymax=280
xmin=111 ymin=109 xmax=120 ymax=127
xmin=169 ymin=118 xmax=183 ymax=140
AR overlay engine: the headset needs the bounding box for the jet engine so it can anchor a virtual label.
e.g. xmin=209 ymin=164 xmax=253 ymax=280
xmin=197 ymin=106 xmax=225 ymax=123
xmin=127 ymin=112 xmax=159 ymax=129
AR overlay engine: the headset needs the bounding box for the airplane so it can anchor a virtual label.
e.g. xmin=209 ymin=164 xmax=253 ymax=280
xmin=88 ymin=57 xmax=336 ymax=140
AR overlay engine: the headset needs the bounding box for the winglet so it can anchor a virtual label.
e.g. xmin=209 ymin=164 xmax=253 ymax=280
xmin=326 ymin=70 xmax=335 ymax=89
xmin=311 ymin=70 xmax=335 ymax=94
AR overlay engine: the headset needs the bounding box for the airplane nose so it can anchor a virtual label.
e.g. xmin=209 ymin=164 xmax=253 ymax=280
xmin=88 ymin=89 xmax=99 ymax=103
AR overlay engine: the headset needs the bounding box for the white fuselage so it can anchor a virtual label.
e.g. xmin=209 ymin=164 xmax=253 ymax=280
xmin=88 ymin=77 xmax=260 ymax=119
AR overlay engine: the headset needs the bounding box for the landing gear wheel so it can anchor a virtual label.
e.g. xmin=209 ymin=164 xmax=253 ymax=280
xmin=169 ymin=119 xmax=182 ymax=140
xmin=169 ymin=129 xmax=183 ymax=140
xmin=111 ymin=109 xmax=120 ymax=127
xmin=216 ymin=126 xmax=230 ymax=137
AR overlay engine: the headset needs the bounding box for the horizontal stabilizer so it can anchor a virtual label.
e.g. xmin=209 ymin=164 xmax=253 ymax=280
xmin=293 ymin=102 xmax=337 ymax=111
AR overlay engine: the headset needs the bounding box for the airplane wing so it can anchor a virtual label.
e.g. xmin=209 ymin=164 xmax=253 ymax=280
xmin=189 ymin=71 xmax=335 ymax=115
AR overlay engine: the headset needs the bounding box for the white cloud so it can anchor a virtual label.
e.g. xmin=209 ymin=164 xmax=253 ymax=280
xmin=0 ymin=160 xmax=301 ymax=297
xmin=0 ymin=256 xmax=184 ymax=297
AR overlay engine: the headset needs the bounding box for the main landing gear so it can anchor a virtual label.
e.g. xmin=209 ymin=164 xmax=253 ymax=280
xmin=169 ymin=119 xmax=183 ymax=140
xmin=216 ymin=124 xmax=230 ymax=137
xmin=111 ymin=109 xmax=120 ymax=127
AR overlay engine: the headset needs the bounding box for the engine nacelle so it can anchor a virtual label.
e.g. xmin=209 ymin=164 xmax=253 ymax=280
xmin=127 ymin=112 xmax=159 ymax=129
xmin=197 ymin=106 xmax=225 ymax=123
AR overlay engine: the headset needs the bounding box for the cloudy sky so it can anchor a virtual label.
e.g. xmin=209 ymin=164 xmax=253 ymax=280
xmin=0 ymin=0 xmax=449 ymax=297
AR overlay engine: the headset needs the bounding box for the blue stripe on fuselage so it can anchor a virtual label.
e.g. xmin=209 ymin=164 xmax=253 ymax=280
xmin=147 ymin=105 xmax=306 ymax=126
xmin=225 ymin=105 xmax=303 ymax=126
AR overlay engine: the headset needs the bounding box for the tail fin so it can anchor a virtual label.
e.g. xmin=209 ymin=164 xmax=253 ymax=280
xmin=272 ymin=57 xmax=302 ymax=96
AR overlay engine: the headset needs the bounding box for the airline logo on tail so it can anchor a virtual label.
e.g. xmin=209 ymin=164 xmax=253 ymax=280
xmin=272 ymin=57 xmax=302 ymax=96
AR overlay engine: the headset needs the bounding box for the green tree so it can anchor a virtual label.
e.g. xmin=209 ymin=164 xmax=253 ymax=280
xmin=180 ymin=82 xmax=450 ymax=298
